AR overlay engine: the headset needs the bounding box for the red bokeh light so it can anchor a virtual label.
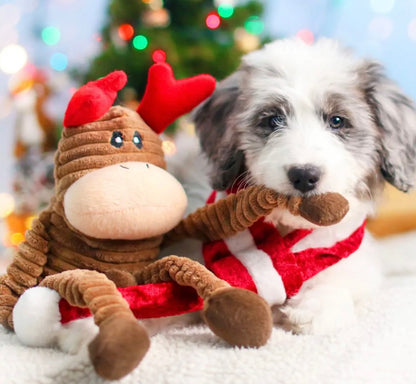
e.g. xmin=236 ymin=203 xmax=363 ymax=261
xmin=152 ymin=49 xmax=167 ymax=63
xmin=206 ymin=12 xmax=221 ymax=30
xmin=296 ymin=29 xmax=314 ymax=45
xmin=118 ymin=24 xmax=134 ymax=41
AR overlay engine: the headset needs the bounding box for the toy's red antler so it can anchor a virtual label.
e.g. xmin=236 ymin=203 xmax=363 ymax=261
xmin=137 ymin=61 xmax=216 ymax=134
xmin=63 ymin=71 xmax=127 ymax=128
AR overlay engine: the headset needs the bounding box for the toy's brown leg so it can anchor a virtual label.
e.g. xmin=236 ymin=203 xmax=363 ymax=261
xmin=0 ymin=277 xmax=17 ymax=330
xmin=0 ymin=214 xmax=50 ymax=331
xmin=40 ymin=270 xmax=150 ymax=381
xmin=136 ymin=256 xmax=272 ymax=347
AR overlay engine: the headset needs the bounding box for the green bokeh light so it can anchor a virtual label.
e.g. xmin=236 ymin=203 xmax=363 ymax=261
xmin=41 ymin=26 xmax=61 ymax=46
xmin=332 ymin=0 xmax=347 ymax=7
xmin=133 ymin=35 xmax=148 ymax=50
xmin=218 ymin=4 xmax=234 ymax=18
xmin=244 ymin=16 xmax=264 ymax=35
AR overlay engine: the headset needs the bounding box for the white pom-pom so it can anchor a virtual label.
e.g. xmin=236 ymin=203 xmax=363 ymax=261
xmin=13 ymin=286 xmax=62 ymax=347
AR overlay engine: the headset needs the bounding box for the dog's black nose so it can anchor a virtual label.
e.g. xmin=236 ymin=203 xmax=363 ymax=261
xmin=287 ymin=165 xmax=322 ymax=193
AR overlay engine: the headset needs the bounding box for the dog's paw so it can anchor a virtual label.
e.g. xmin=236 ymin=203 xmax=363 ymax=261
xmin=280 ymin=286 xmax=356 ymax=335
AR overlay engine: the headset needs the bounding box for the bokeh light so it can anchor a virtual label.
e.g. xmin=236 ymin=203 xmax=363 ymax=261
xmin=50 ymin=52 xmax=68 ymax=71
xmin=296 ymin=29 xmax=314 ymax=44
xmin=218 ymin=4 xmax=234 ymax=18
xmin=149 ymin=0 xmax=164 ymax=11
xmin=41 ymin=26 xmax=61 ymax=45
xmin=152 ymin=49 xmax=167 ymax=63
xmin=244 ymin=16 xmax=264 ymax=35
xmin=206 ymin=12 xmax=221 ymax=29
xmin=24 ymin=216 xmax=36 ymax=230
xmin=118 ymin=23 xmax=134 ymax=40
xmin=162 ymin=140 xmax=177 ymax=156
xmin=370 ymin=0 xmax=395 ymax=14
xmin=234 ymin=28 xmax=260 ymax=52
xmin=331 ymin=0 xmax=347 ymax=8
xmin=0 ymin=3 xmax=21 ymax=28
xmin=408 ymin=19 xmax=416 ymax=41
xmin=133 ymin=35 xmax=148 ymax=50
xmin=0 ymin=44 xmax=28 ymax=74
xmin=0 ymin=193 xmax=15 ymax=218
xmin=214 ymin=0 xmax=236 ymax=7
xmin=0 ymin=97 xmax=13 ymax=119
xmin=10 ymin=232 xmax=25 ymax=247
xmin=368 ymin=17 xmax=393 ymax=40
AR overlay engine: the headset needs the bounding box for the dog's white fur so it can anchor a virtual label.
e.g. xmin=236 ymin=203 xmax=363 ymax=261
xmin=12 ymin=38 xmax=416 ymax=351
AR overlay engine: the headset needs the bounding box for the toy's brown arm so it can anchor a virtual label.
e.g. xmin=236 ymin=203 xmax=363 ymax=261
xmin=0 ymin=210 xmax=51 ymax=330
xmin=164 ymin=185 xmax=349 ymax=245
xmin=164 ymin=185 xmax=285 ymax=244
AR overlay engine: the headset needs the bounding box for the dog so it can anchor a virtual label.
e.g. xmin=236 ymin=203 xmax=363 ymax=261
xmin=192 ymin=38 xmax=416 ymax=335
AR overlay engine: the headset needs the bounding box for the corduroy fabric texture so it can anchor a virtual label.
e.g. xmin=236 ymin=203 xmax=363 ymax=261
xmin=40 ymin=269 xmax=131 ymax=326
xmin=0 ymin=106 xmax=169 ymax=331
xmin=136 ymin=255 xmax=230 ymax=300
xmin=0 ymin=104 xmax=277 ymax=353
xmin=164 ymin=186 xmax=349 ymax=244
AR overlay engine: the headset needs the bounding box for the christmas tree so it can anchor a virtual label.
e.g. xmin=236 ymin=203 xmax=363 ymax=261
xmin=82 ymin=0 xmax=267 ymax=109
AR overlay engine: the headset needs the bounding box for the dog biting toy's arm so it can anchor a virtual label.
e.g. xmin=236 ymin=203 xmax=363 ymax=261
xmin=164 ymin=186 xmax=349 ymax=244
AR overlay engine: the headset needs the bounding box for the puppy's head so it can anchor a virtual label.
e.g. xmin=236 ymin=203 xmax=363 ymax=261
xmin=194 ymin=38 xmax=416 ymax=220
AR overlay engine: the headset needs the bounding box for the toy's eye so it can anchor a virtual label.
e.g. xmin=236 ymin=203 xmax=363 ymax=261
xmin=329 ymin=116 xmax=345 ymax=130
xmin=133 ymin=131 xmax=143 ymax=149
xmin=110 ymin=131 xmax=124 ymax=148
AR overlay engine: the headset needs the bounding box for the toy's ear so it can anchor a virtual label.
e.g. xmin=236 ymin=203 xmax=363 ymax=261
xmin=137 ymin=62 xmax=216 ymax=134
xmin=359 ymin=61 xmax=416 ymax=192
xmin=63 ymin=71 xmax=127 ymax=128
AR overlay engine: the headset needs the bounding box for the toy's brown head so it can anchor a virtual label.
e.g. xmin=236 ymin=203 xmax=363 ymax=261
xmin=54 ymin=68 xmax=215 ymax=241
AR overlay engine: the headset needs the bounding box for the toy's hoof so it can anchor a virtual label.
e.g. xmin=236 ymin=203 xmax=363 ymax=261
xmin=202 ymin=287 xmax=272 ymax=348
xmin=88 ymin=314 xmax=150 ymax=380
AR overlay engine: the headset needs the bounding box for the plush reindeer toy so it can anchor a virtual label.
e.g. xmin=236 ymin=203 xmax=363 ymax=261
xmin=0 ymin=62 xmax=349 ymax=381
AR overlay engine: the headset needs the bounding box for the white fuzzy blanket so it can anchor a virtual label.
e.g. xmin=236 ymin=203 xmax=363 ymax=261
xmin=1 ymin=232 xmax=416 ymax=384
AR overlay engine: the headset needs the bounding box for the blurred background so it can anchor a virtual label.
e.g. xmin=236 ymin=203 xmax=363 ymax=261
xmin=0 ymin=0 xmax=415 ymax=264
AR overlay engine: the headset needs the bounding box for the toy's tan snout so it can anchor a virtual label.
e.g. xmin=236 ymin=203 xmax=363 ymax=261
xmin=64 ymin=161 xmax=187 ymax=240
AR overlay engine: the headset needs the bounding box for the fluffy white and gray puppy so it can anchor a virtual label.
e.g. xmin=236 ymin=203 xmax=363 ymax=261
xmin=193 ymin=38 xmax=416 ymax=334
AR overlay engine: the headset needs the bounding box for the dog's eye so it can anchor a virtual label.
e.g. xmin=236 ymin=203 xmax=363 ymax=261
xmin=268 ymin=115 xmax=286 ymax=130
xmin=132 ymin=131 xmax=143 ymax=149
xmin=329 ymin=116 xmax=345 ymax=130
xmin=110 ymin=131 xmax=123 ymax=148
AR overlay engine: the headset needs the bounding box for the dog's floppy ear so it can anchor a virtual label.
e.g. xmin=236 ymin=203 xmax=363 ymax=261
xmin=193 ymin=72 xmax=245 ymax=190
xmin=360 ymin=61 xmax=416 ymax=192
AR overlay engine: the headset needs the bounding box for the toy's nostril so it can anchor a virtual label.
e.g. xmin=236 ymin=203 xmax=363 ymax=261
xmin=120 ymin=164 xmax=129 ymax=170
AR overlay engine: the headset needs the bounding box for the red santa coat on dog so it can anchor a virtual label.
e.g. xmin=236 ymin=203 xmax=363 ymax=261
xmin=59 ymin=189 xmax=365 ymax=323
xmin=203 ymin=190 xmax=366 ymax=306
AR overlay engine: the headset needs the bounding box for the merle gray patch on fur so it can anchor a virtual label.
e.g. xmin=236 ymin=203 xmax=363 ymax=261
xmin=358 ymin=61 xmax=416 ymax=192
xmin=193 ymin=72 xmax=247 ymax=190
